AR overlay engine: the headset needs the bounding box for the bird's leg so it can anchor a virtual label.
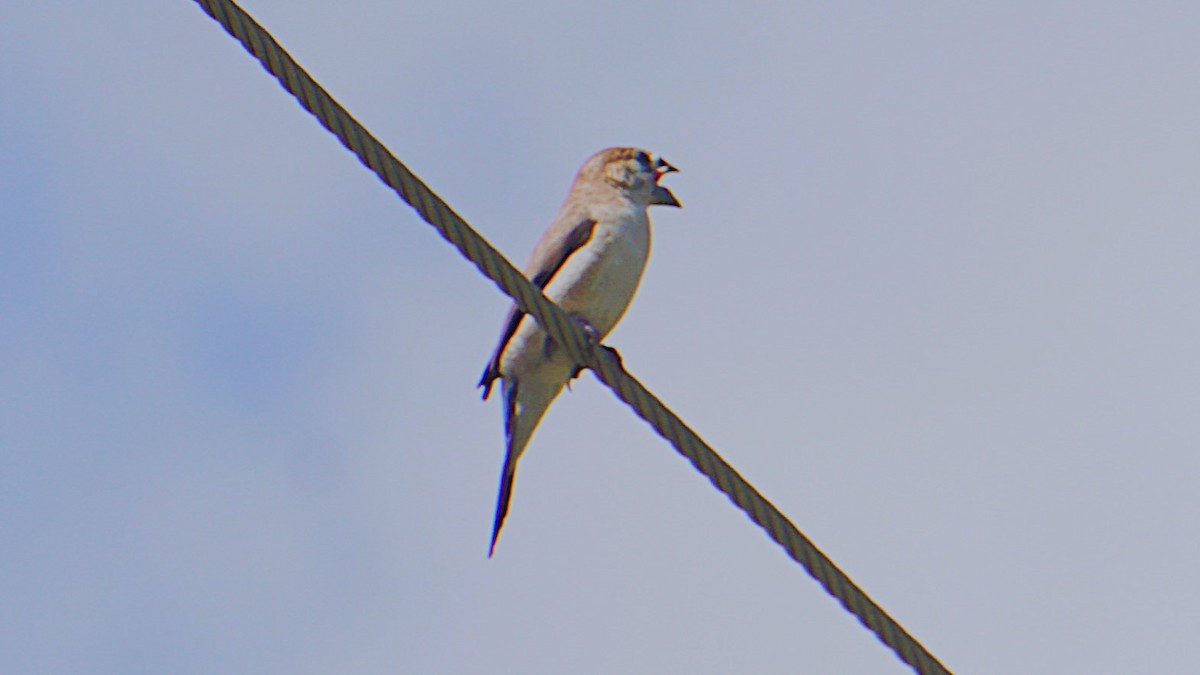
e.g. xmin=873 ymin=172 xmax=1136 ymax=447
xmin=548 ymin=315 xmax=608 ymax=392
xmin=565 ymin=314 xmax=624 ymax=388
xmin=570 ymin=313 xmax=602 ymax=345
xmin=563 ymin=313 xmax=599 ymax=392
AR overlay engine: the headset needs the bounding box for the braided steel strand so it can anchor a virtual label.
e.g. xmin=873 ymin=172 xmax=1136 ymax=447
xmin=191 ymin=2 xmax=952 ymax=672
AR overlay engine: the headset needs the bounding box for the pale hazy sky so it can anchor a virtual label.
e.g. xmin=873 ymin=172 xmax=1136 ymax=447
xmin=4 ymin=2 xmax=1200 ymax=673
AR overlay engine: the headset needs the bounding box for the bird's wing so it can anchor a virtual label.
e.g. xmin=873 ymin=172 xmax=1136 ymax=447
xmin=477 ymin=215 xmax=598 ymax=398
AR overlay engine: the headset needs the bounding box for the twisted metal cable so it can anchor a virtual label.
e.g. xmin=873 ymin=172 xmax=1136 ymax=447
xmin=190 ymin=1 xmax=952 ymax=672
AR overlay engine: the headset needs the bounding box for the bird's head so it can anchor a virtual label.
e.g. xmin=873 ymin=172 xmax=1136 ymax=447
xmin=581 ymin=147 xmax=681 ymax=208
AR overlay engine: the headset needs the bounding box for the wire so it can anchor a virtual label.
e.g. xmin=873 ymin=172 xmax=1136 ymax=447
xmin=190 ymin=1 xmax=954 ymax=672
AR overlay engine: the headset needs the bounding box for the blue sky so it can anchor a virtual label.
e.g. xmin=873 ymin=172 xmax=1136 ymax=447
xmin=4 ymin=2 xmax=1200 ymax=673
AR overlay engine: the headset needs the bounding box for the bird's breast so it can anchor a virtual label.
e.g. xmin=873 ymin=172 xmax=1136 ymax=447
xmin=543 ymin=209 xmax=651 ymax=337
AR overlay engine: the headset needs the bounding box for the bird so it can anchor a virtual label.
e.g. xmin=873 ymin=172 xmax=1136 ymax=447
xmin=478 ymin=147 xmax=681 ymax=556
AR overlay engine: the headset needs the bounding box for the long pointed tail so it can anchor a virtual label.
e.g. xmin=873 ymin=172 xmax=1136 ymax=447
xmin=488 ymin=377 xmax=563 ymax=556
xmin=489 ymin=451 xmax=518 ymax=557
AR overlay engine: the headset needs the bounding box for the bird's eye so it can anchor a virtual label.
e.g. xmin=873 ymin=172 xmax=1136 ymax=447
xmin=634 ymin=151 xmax=650 ymax=167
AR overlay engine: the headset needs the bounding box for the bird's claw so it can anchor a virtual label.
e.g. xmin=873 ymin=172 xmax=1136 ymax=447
xmin=565 ymin=314 xmax=618 ymax=387
xmin=602 ymin=345 xmax=624 ymax=368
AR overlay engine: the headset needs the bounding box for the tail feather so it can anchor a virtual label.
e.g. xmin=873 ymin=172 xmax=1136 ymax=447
xmin=489 ymin=380 xmax=521 ymax=556
xmin=489 ymin=452 xmax=517 ymax=557
xmin=487 ymin=377 xmax=563 ymax=556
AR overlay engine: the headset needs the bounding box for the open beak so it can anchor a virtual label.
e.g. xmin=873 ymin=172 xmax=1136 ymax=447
xmin=651 ymin=157 xmax=681 ymax=207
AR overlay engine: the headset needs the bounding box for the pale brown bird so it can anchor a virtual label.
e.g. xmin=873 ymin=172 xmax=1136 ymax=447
xmin=479 ymin=147 xmax=680 ymax=555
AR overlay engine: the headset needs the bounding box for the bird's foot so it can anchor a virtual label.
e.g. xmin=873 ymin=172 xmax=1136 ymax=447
xmin=571 ymin=314 xmax=602 ymax=346
xmin=565 ymin=314 xmax=610 ymax=390
xmin=566 ymin=314 xmax=624 ymax=374
xmin=602 ymin=345 xmax=624 ymax=369
xmin=566 ymin=365 xmax=584 ymax=391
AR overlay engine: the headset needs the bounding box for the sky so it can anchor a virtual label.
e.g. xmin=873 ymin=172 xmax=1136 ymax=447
xmin=4 ymin=2 xmax=1200 ymax=673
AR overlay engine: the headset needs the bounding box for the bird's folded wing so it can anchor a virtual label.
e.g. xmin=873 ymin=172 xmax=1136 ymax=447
xmin=478 ymin=216 xmax=598 ymax=398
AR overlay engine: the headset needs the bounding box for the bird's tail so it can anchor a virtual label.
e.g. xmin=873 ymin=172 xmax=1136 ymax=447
xmin=489 ymin=377 xmax=564 ymax=556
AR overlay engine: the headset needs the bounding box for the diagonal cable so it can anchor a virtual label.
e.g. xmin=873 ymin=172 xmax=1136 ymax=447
xmin=190 ymin=1 xmax=953 ymax=673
